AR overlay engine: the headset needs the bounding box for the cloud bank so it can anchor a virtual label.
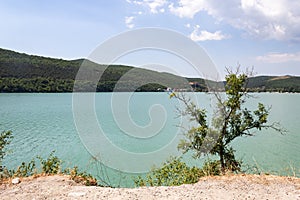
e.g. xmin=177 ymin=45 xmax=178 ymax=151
xmin=169 ymin=0 xmax=300 ymax=41
xmin=257 ymin=52 xmax=300 ymax=63
xmin=127 ymin=0 xmax=300 ymax=41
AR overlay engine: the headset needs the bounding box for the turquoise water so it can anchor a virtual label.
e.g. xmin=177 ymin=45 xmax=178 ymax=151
xmin=1 ymin=93 xmax=300 ymax=187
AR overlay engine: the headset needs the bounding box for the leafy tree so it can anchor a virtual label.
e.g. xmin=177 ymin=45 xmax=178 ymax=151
xmin=174 ymin=69 xmax=284 ymax=174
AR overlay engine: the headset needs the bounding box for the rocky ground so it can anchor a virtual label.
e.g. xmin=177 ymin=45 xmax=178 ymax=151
xmin=1 ymin=174 xmax=300 ymax=199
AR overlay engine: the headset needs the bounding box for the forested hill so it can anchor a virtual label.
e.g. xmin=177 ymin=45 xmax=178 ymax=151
xmin=0 ymin=48 xmax=190 ymax=92
xmin=0 ymin=48 xmax=300 ymax=92
xmin=246 ymin=75 xmax=300 ymax=92
xmin=189 ymin=75 xmax=300 ymax=93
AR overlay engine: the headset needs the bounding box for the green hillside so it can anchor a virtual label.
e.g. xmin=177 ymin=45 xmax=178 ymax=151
xmin=247 ymin=75 xmax=300 ymax=92
xmin=0 ymin=48 xmax=299 ymax=93
xmin=0 ymin=48 xmax=190 ymax=92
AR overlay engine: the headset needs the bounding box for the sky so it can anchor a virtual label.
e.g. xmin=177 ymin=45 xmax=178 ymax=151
xmin=0 ymin=0 xmax=299 ymax=78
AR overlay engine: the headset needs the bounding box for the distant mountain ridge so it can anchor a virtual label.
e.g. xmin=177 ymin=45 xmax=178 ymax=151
xmin=0 ymin=48 xmax=299 ymax=93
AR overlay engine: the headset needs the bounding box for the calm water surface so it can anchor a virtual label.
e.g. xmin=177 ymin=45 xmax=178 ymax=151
xmin=1 ymin=93 xmax=299 ymax=187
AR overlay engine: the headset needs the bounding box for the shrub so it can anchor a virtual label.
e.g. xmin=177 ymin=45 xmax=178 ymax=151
xmin=134 ymin=157 xmax=202 ymax=187
xmin=13 ymin=159 xmax=37 ymax=177
xmin=0 ymin=130 xmax=13 ymax=173
xmin=37 ymin=151 xmax=62 ymax=174
xmin=67 ymin=166 xmax=98 ymax=186
xmin=0 ymin=131 xmax=98 ymax=186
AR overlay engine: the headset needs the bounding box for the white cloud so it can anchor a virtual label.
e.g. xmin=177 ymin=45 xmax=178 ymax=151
xmin=169 ymin=0 xmax=207 ymax=18
xmin=127 ymin=0 xmax=300 ymax=41
xmin=148 ymin=0 xmax=167 ymax=13
xmin=129 ymin=0 xmax=168 ymax=14
xmin=257 ymin=52 xmax=300 ymax=63
xmin=233 ymin=0 xmax=292 ymax=40
xmin=240 ymin=0 xmax=287 ymax=18
xmin=159 ymin=8 xmax=165 ymax=13
xmin=125 ymin=16 xmax=135 ymax=29
xmin=190 ymin=26 xmax=228 ymax=41
xmin=168 ymin=0 xmax=300 ymax=41
xmin=127 ymin=0 xmax=143 ymax=5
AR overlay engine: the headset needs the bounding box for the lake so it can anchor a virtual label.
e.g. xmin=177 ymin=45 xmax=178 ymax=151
xmin=1 ymin=92 xmax=300 ymax=187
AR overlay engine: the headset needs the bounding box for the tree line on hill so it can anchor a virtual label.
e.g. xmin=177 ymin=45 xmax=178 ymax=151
xmin=0 ymin=48 xmax=300 ymax=93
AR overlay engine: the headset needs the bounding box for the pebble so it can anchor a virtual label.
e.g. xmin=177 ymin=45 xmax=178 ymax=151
xmin=68 ymin=192 xmax=86 ymax=197
xmin=11 ymin=178 xmax=20 ymax=184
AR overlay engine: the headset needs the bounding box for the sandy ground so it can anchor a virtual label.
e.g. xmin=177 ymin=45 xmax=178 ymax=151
xmin=1 ymin=174 xmax=300 ymax=200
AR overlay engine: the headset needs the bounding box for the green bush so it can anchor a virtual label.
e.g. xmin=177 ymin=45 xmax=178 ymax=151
xmin=37 ymin=151 xmax=62 ymax=174
xmin=0 ymin=130 xmax=13 ymax=172
xmin=1 ymin=151 xmax=62 ymax=179
xmin=134 ymin=157 xmax=202 ymax=187
xmin=0 ymin=131 xmax=98 ymax=186
xmin=133 ymin=157 xmax=242 ymax=187
xmin=13 ymin=159 xmax=37 ymax=177
xmin=66 ymin=166 xmax=98 ymax=186
xmin=201 ymin=159 xmax=221 ymax=176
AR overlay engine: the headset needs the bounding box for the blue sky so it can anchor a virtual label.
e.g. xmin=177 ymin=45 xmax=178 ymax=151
xmin=0 ymin=0 xmax=299 ymax=78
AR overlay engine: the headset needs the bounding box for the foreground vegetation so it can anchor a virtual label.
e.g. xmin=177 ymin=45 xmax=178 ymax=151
xmin=0 ymin=131 xmax=97 ymax=186
xmin=177 ymin=69 xmax=284 ymax=173
xmin=134 ymin=158 xmax=221 ymax=187
xmin=135 ymin=69 xmax=285 ymax=186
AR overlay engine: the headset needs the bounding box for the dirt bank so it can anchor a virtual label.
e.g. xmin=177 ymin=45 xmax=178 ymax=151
xmin=1 ymin=174 xmax=299 ymax=199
